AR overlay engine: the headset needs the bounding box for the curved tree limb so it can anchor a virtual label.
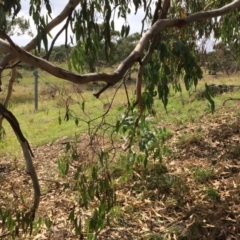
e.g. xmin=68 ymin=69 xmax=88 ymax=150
xmin=0 ymin=0 xmax=80 ymax=131
xmin=119 ymin=0 xmax=172 ymax=150
xmin=0 ymin=0 xmax=239 ymax=87
xmin=0 ymin=104 xmax=39 ymax=217
xmin=0 ymin=0 xmax=80 ymax=67
xmin=0 ymin=34 xmax=140 ymax=84
xmin=0 ymin=58 xmax=17 ymax=134
xmin=223 ymin=97 xmax=240 ymax=105
xmin=204 ymin=1 xmax=217 ymax=11
xmin=140 ymin=0 xmax=152 ymax=36
xmin=135 ymin=0 xmax=171 ymax=110
xmin=44 ymin=6 xmax=75 ymax=60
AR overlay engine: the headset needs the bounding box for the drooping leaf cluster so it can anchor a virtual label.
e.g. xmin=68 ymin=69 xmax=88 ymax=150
xmin=29 ymin=0 xmax=52 ymax=53
xmin=0 ymin=0 xmax=21 ymax=31
xmin=142 ymin=37 xmax=202 ymax=112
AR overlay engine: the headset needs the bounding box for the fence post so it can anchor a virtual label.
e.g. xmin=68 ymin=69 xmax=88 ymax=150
xmin=33 ymin=69 xmax=38 ymax=111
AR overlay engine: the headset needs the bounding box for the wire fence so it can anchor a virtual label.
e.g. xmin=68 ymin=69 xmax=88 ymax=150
xmin=0 ymin=68 xmax=133 ymax=115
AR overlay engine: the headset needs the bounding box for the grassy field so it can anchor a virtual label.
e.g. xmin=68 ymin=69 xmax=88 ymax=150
xmin=0 ymin=67 xmax=239 ymax=154
xmin=0 ymin=67 xmax=239 ymax=155
xmin=0 ymin=65 xmax=136 ymax=156
xmin=1 ymin=66 xmax=240 ymax=239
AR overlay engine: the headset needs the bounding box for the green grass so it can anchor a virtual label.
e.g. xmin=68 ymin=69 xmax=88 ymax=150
xmin=206 ymin=187 xmax=220 ymax=202
xmin=193 ymin=167 xmax=215 ymax=183
xmin=151 ymin=76 xmax=240 ymax=129
xmin=1 ymin=66 xmax=240 ymax=157
xmin=0 ymin=104 xmax=81 ymax=155
xmin=0 ymin=71 xmax=136 ymax=156
xmin=2 ymin=67 xmax=240 ymax=239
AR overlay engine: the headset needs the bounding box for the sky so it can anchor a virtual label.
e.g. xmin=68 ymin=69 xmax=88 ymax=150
xmin=11 ymin=0 xmax=145 ymax=47
xmin=10 ymin=1 xmax=214 ymax=51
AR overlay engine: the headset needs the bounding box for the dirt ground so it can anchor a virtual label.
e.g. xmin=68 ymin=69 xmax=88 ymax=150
xmin=1 ymin=104 xmax=240 ymax=239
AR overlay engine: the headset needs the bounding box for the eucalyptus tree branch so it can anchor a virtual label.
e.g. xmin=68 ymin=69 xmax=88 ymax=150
xmin=0 ymin=0 xmax=80 ymax=127
xmin=140 ymin=0 xmax=152 ymax=36
xmin=121 ymin=0 xmax=172 ymax=150
xmin=4 ymin=60 xmax=21 ymax=69
xmin=135 ymin=0 xmax=170 ymax=112
xmin=93 ymin=84 xmax=112 ymax=99
xmin=44 ymin=7 xmax=74 ymax=60
xmin=0 ymin=35 xmax=140 ymax=85
xmin=204 ymin=1 xmax=217 ymax=11
xmin=0 ymin=103 xmax=39 ymax=217
xmin=0 ymin=0 xmax=239 ymax=87
xmin=0 ymin=0 xmax=80 ymax=67
xmin=0 ymin=57 xmax=19 ymax=133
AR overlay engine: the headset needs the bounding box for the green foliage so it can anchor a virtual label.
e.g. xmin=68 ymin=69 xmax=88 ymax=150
xmin=58 ymin=140 xmax=116 ymax=239
xmin=67 ymin=0 xmax=148 ymax=72
xmin=117 ymin=111 xmax=171 ymax=167
xmin=44 ymin=217 xmax=52 ymax=230
xmin=0 ymin=208 xmax=56 ymax=239
xmin=5 ymin=16 xmax=33 ymax=37
xmin=171 ymin=40 xmax=203 ymax=90
xmin=205 ymin=83 xmax=215 ymax=113
xmin=142 ymin=39 xmax=203 ymax=112
xmin=1 ymin=0 xmax=240 ymax=238
xmin=29 ymin=0 xmax=52 ymax=53
xmin=206 ymin=188 xmax=220 ymax=202
xmin=54 ymin=51 xmax=66 ymax=63
xmin=193 ymin=167 xmax=214 ymax=184
xmin=57 ymin=156 xmax=69 ymax=177
xmin=0 ymin=208 xmax=37 ymax=238
xmin=0 ymin=0 xmax=21 ymax=29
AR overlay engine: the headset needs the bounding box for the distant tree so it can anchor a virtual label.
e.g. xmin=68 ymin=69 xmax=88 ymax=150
xmin=54 ymin=51 xmax=66 ymax=62
xmin=92 ymin=31 xmax=141 ymax=71
xmin=206 ymin=42 xmax=240 ymax=75
xmin=5 ymin=16 xmax=33 ymax=37
xmin=112 ymin=32 xmax=141 ymax=65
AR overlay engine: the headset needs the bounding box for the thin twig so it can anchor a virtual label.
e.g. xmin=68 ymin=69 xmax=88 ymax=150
xmin=44 ymin=7 xmax=74 ymax=60
xmin=123 ymin=79 xmax=130 ymax=106
xmin=89 ymin=80 xmax=125 ymax=137
xmin=141 ymin=0 xmax=152 ymax=36
xmin=204 ymin=1 xmax=217 ymax=11
xmin=0 ymin=103 xmax=34 ymax=157
xmin=93 ymin=83 xmax=113 ymax=99
xmin=223 ymin=97 xmax=240 ymax=106
xmin=0 ymin=60 xmax=21 ymax=69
